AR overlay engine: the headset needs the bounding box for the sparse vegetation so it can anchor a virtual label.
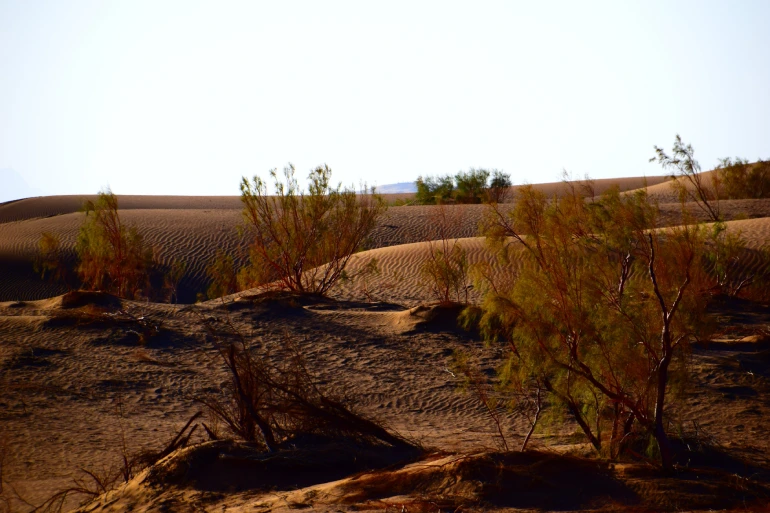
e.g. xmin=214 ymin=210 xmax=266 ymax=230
xmin=238 ymin=164 xmax=385 ymax=295
xmin=653 ymin=135 xmax=770 ymax=216
xmin=197 ymin=318 xmax=412 ymax=453
xmin=34 ymin=409 xmax=201 ymax=513
xmin=652 ymin=134 xmax=722 ymax=222
xmin=419 ymin=205 xmax=470 ymax=305
xmin=76 ymin=189 xmax=152 ymax=299
xmin=206 ymin=249 xmax=238 ymax=300
xmin=34 ymin=232 xmax=71 ymax=288
xmin=162 ymin=259 xmax=186 ymax=304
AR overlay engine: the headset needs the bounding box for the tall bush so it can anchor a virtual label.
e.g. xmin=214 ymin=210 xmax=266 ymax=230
xmin=454 ymin=168 xmax=490 ymax=204
xmin=76 ymin=190 xmax=151 ymax=298
xmin=479 ymin=183 xmax=712 ymax=471
xmin=487 ymin=170 xmax=513 ymax=203
xmin=239 ymin=164 xmax=385 ymax=295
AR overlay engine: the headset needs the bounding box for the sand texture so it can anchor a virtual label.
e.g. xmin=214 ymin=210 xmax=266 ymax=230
xmin=5 ymin=192 xmax=770 ymax=304
xmin=3 ymin=179 xmax=770 ymax=511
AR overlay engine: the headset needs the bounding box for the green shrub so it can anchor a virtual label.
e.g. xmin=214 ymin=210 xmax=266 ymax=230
xmin=415 ymin=174 xmax=455 ymax=204
xmin=239 ymin=164 xmax=385 ymax=295
xmin=480 ymin=183 xmax=713 ymax=471
xmin=487 ymin=170 xmax=513 ymax=203
xmin=414 ymin=169 xmax=511 ymax=205
xmin=76 ymin=190 xmax=151 ymax=298
xmin=454 ymin=169 xmax=490 ymax=204
xmin=718 ymin=158 xmax=770 ymax=199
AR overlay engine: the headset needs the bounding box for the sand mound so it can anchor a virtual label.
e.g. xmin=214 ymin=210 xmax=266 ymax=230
xmin=75 ymin=445 xmax=770 ymax=512
xmin=384 ymin=303 xmax=474 ymax=335
xmin=142 ymin=438 xmax=419 ymax=493
xmin=59 ymin=290 xmax=123 ymax=309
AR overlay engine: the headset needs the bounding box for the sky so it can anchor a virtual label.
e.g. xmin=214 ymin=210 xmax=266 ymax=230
xmin=2 ymin=0 xmax=769 ymax=201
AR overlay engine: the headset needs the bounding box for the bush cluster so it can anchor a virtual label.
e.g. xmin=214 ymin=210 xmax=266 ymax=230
xmin=415 ymin=168 xmax=511 ymax=205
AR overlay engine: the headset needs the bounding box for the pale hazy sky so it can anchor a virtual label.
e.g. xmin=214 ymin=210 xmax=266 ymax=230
xmin=1 ymin=0 xmax=769 ymax=201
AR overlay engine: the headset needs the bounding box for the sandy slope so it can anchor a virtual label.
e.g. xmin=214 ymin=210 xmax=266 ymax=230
xmin=3 ymin=183 xmax=770 ymax=510
xmin=4 ymin=194 xmax=770 ymax=303
xmin=2 ymin=291 xmax=770 ymax=512
xmin=0 ymin=176 xmax=670 ymax=224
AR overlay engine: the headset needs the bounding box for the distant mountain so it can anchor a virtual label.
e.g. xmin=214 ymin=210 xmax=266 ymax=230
xmin=376 ymin=182 xmax=417 ymax=194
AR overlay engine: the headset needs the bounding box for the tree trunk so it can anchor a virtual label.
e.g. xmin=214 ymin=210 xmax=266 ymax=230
xmin=654 ymin=350 xmax=674 ymax=473
xmin=567 ymin=398 xmax=602 ymax=453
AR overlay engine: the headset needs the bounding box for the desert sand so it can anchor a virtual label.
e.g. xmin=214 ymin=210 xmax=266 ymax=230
xmin=3 ymin=176 xmax=770 ymax=512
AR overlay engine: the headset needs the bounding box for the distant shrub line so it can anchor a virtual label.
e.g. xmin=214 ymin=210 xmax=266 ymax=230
xmin=415 ymin=168 xmax=512 ymax=205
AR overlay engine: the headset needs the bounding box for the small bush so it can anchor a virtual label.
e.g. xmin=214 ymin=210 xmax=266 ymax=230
xmin=162 ymin=259 xmax=186 ymax=304
xmin=239 ymin=164 xmax=385 ymax=295
xmin=35 ymin=232 xmax=72 ymax=288
xmin=197 ymin=324 xmax=410 ymax=453
xmin=419 ymin=205 xmax=470 ymax=304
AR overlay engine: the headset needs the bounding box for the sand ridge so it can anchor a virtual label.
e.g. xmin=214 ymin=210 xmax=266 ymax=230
xmin=4 ymin=198 xmax=770 ymax=303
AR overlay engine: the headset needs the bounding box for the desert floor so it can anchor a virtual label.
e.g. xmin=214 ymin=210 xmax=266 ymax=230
xmin=3 ymin=178 xmax=770 ymax=512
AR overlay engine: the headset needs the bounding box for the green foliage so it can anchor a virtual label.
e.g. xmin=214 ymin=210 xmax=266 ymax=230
xmin=479 ymin=183 xmax=713 ymax=470
xmin=454 ymin=168 xmax=490 ymax=204
xmin=718 ymin=158 xmax=770 ymax=199
xmin=415 ymin=174 xmax=455 ymax=204
xmin=75 ymin=189 xmax=151 ymax=298
xmin=415 ymin=169 xmax=512 ymax=205
xmin=239 ymin=164 xmax=385 ymax=295
xmin=487 ymin=169 xmax=513 ymax=203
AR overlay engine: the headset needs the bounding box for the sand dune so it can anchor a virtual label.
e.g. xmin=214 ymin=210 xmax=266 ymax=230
xmin=0 ymin=195 xmax=245 ymax=224
xmin=4 ymin=188 xmax=770 ymax=302
xmin=0 ymin=173 xmax=668 ymax=225
xmin=329 ymin=237 xmax=503 ymax=306
xmin=335 ymin=217 xmax=770 ymax=307
xmin=0 ymin=209 xmax=248 ymax=302
xmin=5 ymin=186 xmax=770 ymax=511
